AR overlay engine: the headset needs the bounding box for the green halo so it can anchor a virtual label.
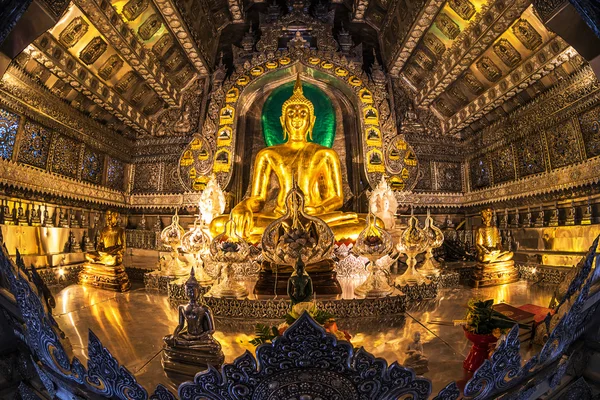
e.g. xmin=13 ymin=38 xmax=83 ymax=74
xmin=261 ymin=81 xmax=336 ymax=148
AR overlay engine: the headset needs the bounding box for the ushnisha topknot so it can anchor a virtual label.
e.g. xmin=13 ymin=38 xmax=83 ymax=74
xmin=185 ymin=266 xmax=199 ymax=289
xmin=281 ymin=73 xmax=315 ymax=119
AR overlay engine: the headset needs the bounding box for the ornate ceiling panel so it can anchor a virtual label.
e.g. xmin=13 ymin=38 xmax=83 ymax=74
xmin=16 ymin=1 xmax=215 ymax=138
xmin=391 ymin=1 xmax=587 ymax=138
xmin=406 ymin=0 xmax=534 ymax=105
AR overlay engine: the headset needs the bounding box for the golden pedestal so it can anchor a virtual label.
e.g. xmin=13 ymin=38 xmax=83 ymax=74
xmin=470 ymin=260 xmax=519 ymax=288
xmin=79 ymin=262 xmax=131 ymax=292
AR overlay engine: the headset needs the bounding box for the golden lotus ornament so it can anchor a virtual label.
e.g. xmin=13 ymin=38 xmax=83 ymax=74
xmin=160 ymin=213 xmax=188 ymax=276
xmin=261 ymin=185 xmax=335 ymax=266
xmin=353 ymin=212 xmax=395 ymax=298
xmin=394 ymin=213 xmax=430 ymax=287
xmin=418 ymin=209 xmax=444 ymax=277
xmin=181 ymin=218 xmax=214 ymax=286
xmin=207 ymin=219 xmax=249 ymax=299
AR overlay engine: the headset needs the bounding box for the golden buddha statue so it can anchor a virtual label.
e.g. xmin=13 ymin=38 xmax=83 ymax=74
xmin=210 ymin=74 xmax=363 ymax=243
xmin=475 ymin=208 xmax=513 ymax=264
xmin=79 ymin=210 xmax=130 ymax=291
xmin=472 ymin=208 xmax=518 ymax=287
xmin=85 ymin=210 xmax=125 ymax=266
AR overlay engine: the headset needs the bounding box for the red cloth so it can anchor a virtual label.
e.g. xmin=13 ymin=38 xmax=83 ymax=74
xmin=518 ymin=304 xmax=554 ymax=325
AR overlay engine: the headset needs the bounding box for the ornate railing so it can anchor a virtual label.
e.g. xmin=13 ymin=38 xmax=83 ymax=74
xmin=0 ymin=230 xmax=598 ymax=399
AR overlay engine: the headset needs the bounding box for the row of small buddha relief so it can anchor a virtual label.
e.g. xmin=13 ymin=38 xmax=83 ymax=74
xmin=483 ymin=202 xmax=595 ymax=228
xmin=0 ymin=199 xmax=110 ymax=228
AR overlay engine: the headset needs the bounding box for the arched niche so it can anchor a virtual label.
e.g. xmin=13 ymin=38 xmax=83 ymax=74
xmin=227 ymin=63 xmax=369 ymax=212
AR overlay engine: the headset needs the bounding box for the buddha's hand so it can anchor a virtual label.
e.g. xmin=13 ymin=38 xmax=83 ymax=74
xmin=305 ymin=205 xmax=324 ymax=214
xmin=231 ymin=202 xmax=254 ymax=236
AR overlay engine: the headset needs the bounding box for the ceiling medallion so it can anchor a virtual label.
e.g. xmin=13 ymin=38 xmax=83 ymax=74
xmin=493 ymin=38 xmax=522 ymax=67
xmin=512 ymin=19 xmax=543 ymax=50
xmin=152 ymin=34 xmax=172 ymax=58
xmin=98 ymin=54 xmax=124 ymax=81
xmin=138 ymin=14 xmax=162 ymax=41
xmin=79 ymin=36 xmax=107 ymax=65
xmin=58 ymin=17 xmax=89 ymax=48
xmin=436 ymin=13 xmax=461 ymax=40
xmin=476 ymin=56 xmax=502 ymax=82
xmin=423 ymin=33 xmax=446 ymax=58
xmin=448 ymin=0 xmax=476 ymax=20
xmin=462 ymin=71 xmax=485 ymax=95
xmin=115 ymin=71 xmax=138 ymax=93
xmin=122 ymin=0 xmax=149 ymax=21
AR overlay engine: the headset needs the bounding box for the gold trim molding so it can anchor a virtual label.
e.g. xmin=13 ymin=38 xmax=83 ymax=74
xmin=0 ymin=158 xmax=126 ymax=206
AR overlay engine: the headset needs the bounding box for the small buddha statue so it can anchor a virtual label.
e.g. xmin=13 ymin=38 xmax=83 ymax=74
xmin=404 ymin=332 xmax=428 ymax=374
xmin=287 ymin=257 xmax=314 ymax=305
xmin=82 ymin=231 xmax=95 ymax=252
xmin=69 ymin=231 xmax=82 ymax=253
xmin=472 ymin=208 xmax=518 ymax=287
xmin=210 ymin=74 xmax=363 ymax=243
xmin=162 ymin=268 xmax=224 ymax=377
xmin=475 ymin=208 xmax=513 ymax=264
xmin=85 ymin=210 xmax=125 ymax=266
xmin=58 ymin=208 xmax=69 ymax=228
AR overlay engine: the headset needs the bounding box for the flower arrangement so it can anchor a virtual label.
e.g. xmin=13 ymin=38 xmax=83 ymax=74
xmin=458 ymin=299 xmax=518 ymax=336
xmin=250 ymin=302 xmax=351 ymax=346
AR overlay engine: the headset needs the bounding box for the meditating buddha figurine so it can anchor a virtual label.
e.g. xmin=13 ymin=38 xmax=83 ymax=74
xmin=162 ymin=268 xmax=224 ymax=378
xmin=79 ymin=210 xmax=131 ymax=292
xmin=472 ymin=208 xmax=518 ymax=287
xmin=210 ymin=74 xmax=363 ymax=243
xmin=475 ymin=208 xmax=513 ymax=264
xmin=85 ymin=210 xmax=125 ymax=266
xmin=287 ymin=257 xmax=314 ymax=305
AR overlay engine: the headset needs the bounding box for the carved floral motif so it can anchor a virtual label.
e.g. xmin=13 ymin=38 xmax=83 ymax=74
xmin=0 ymin=108 xmax=19 ymax=160
xmin=51 ymin=135 xmax=80 ymax=178
xmin=18 ymin=120 xmax=51 ymax=169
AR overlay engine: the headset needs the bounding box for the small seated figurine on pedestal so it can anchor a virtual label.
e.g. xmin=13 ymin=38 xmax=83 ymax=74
xmin=471 ymin=208 xmax=518 ymax=288
xmin=404 ymin=332 xmax=428 ymax=375
xmin=162 ymin=268 xmax=224 ymax=379
xmin=287 ymin=257 xmax=313 ymax=305
xmin=79 ymin=210 xmax=131 ymax=292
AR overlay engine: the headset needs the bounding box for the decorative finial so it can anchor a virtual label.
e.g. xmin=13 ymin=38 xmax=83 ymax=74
xmin=293 ymin=72 xmax=303 ymax=95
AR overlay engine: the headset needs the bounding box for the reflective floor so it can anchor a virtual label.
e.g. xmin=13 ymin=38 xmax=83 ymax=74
xmin=52 ymin=280 xmax=555 ymax=397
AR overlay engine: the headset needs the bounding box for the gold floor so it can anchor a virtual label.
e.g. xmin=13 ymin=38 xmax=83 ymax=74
xmin=52 ymin=280 xmax=554 ymax=396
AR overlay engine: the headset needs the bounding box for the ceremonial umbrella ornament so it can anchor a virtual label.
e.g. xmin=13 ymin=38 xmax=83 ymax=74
xmin=394 ymin=212 xmax=430 ymax=287
xmin=160 ymin=212 xmax=188 ymax=276
xmin=353 ymin=212 xmax=395 ymax=298
xmin=181 ymin=217 xmax=214 ymax=286
xmin=207 ymin=219 xmax=249 ymax=299
xmin=418 ymin=209 xmax=444 ymax=277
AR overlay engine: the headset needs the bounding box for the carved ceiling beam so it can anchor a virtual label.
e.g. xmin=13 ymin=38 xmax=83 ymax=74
xmin=533 ymin=0 xmax=600 ymax=80
xmin=388 ymin=0 xmax=446 ymax=75
xmin=352 ymin=0 xmax=369 ymax=21
xmin=73 ymin=0 xmax=180 ymax=107
xmin=153 ymin=0 xmax=210 ymax=74
xmin=443 ymin=39 xmax=578 ymax=135
xmin=31 ymin=33 xmax=152 ymax=135
xmin=1 ymin=65 xmax=133 ymax=161
xmin=414 ymin=0 xmax=531 ymax=107
xmin=0 ymin=158 xmax=127 ymax=207
xmin=462 ymin=66 xmax=599 ymax=151
xmin=226 ymin=0 xmax=245 ymax=23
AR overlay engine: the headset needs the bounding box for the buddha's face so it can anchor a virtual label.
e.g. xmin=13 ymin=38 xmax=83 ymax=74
xmin=281 ymin=104 xmax=315 ymax=142
xmin=481 ymin=209 xmax=493 ymax=226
